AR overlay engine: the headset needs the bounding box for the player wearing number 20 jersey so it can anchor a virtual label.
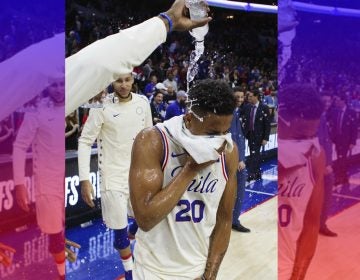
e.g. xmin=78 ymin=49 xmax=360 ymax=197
xmin=278 ymin=140 xmax=319 ymax=279
xmin=133 ymin=124 xmax=229 ymax=279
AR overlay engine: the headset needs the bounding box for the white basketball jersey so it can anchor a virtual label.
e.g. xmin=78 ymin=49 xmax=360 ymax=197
xmin=278 ymin=147 xmax=316 ymax=280
xmin=134 ymin=125 xmax=229 ymax=279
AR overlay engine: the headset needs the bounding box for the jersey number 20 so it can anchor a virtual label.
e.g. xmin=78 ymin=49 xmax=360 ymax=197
xmin=176 ymin=200 xmax=205 ymax=223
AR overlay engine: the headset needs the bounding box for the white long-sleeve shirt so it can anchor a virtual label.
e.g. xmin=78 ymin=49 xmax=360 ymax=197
xmin=65 ymin=17 xmax=167 ymax=116
xmin=0 ymin=33 xmax=64 ymax=122
xmin=78 ymin=94 xmax=152 ymax=192
xmin=13 ymin=104 xmax=65 ymax=197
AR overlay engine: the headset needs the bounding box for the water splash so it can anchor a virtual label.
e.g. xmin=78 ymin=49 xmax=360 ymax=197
xmin=187 ymin=41 xmax=205 ymax=91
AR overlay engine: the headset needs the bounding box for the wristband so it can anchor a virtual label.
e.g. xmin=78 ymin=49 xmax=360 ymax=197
xmin=159 ymin=12 xmax=173 ymax=33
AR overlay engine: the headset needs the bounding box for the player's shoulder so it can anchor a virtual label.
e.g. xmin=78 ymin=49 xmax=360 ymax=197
xmin=22 ymin=110 xmax=39 ymax=122
xmin=136 ymin=125 xmax=161 ymax=141
xmin=132 ymin=93 xmax=150 ymax=105
xmin=225 ymin=143 xmax=239 ymax=174
xmin=133 ymin=126 xmax=164 ymax=160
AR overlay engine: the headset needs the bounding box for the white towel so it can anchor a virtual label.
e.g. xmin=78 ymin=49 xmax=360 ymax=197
xmin=157 ymin=115 xmax=233 ymax=164
xmin=278 ymin=137 xmax=321 ymax=169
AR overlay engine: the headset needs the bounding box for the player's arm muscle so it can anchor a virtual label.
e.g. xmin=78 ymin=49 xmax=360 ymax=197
xmin=129 ymin=127 xmax=198 ymax=232
xmin=291 ymin=149 xmax=325 ymax=280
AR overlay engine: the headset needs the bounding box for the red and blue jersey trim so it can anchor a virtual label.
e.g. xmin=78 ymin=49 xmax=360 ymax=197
xmin=155 ymin=126 xmax=169 ymax=170
xmin=220 ymin=153 xmax=229 ymax=181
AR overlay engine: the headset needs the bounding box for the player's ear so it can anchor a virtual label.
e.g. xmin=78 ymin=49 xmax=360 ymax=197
xmin=183 ymin=113 xmax=192 ymax=128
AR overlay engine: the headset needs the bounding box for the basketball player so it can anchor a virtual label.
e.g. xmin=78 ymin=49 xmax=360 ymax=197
xmin=66 ymin=0 xmax=212 ymax=115
xmin=78 ymin=73 xmax=152 ymax=279
xmin=13 ymin=79 xmax=66 ymax=279
xmin=129 ymin=80 xmax=238 ymax=280
xmin=278 ymin=83 xmax=325 ymax=280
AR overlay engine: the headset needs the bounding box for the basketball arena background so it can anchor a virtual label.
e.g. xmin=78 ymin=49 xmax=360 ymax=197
xmin=0 ymin=0 xmax=359 ymax=279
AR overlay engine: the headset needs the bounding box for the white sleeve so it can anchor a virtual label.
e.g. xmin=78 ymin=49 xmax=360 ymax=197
xmin=0 ymin=33 xmax=64 ymax=122
xmin=145 ymin=101 xmax=153 ymax=128
xmin=66 ymin=17 xmax=167 ymax=116
xmin=13 ymin=113 xmax=39 ymax=185
xmin=78 ymin=108 xmax=104 ymax=181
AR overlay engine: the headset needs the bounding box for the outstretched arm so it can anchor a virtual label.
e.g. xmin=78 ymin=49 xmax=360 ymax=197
xmin=202 ymin=145 xmax=238 ymax=280
xmin=65 ymin=0 xmax=211 ymax=115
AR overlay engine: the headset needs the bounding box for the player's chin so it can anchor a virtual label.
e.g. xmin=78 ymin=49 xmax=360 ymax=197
xmin=117 ymin=91 xmax=131 ymax=98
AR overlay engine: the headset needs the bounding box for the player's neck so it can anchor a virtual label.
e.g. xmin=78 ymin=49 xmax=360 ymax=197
xmin=116 ymin=92 xmax=132 ymax=103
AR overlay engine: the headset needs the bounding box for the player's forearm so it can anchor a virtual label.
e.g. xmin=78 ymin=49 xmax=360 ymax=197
xmin=203 ymin=218 xmax=232 ymax=279
xmin=12 ymin=146 xmax=27 ymax=186
xmin=135 ymin=167 xmax=197 ymax=232
xmin=77 ymin=141 xmax=93 ymax=181
xmin=291 ymin=226 xmax=319 ymax=280
xmin=65 ymin=17 xmax=166 ymax=115
xmin=65 ymin=127 xmax=76 ymax=138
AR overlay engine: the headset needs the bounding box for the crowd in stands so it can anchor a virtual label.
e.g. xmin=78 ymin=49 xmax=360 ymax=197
xmin=65 ymin=0 xmax=277 ymax=150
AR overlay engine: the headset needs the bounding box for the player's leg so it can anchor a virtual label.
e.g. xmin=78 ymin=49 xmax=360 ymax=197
xmin=114 ymin=227 xmax=133 ymax=279
xmin=36 ymin=195 xmax=65 ymax=279
xmin=319 ymin=173 xmax=337 ymax=236
xmin=247 ymin=133 xmax=256 ymax=180
xmin=49 ymin=232 xmax=66 ymax=280
xmin=253 ymin=141 xmax=262 ymax=180
xmin=127 ymin=198 xmax=138 ymax=240
xmin=232 ymin=168 xmax=250 ymax=232
xmin=335 ymin=144 xmax=348 ymax=184
xmin=102 ymin=190 xmax=133 ymax=280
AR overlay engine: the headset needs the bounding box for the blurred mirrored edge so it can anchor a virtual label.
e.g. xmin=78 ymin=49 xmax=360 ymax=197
xmin=0 ymin=43 xmax=65 ymax=280
xmin=278 ymin=1 xmax=360 ymax=279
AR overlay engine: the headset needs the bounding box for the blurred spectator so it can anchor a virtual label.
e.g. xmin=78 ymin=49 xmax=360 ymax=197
xmin=144 ymin=75 xmax=157 ymax=98
xmin=318 ymin=91 xmax=337 ymax=237
xmin=163 ymin=70 xmax=178 ymax=93
xmin=0 ymin=117 xmax=14 ymax=154
xmin=328 ymin=93 xmax=358 ymax=185
xmin=264 ymin=90 xmax=278 ymax=123
xmin=163 ymin=85 xmax=177 ymax=104
xmin=243 ymin=89 xmax=271 ymax=181
xmin=165 ymin=90 xmax=187 ymax=120
xmin=155 ymin=83 xmax=168 ymax=94
xmin=150 ymin=91 xmax=166 ymax=125
xmin=65 ymin=111 xmax=79 ymax=150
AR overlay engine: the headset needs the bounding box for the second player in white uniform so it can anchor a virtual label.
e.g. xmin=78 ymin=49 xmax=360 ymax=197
xmin=78 ymin=73 xmax=152 ymax=279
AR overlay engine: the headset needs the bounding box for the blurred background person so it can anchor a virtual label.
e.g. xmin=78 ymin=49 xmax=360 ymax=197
xmin=328 ymin=93 xmax=357 ymax=185
xmin=165 ymin=90 xmax=187 ymax=120
xmin=150 ymin=91 xmax=166 ymax=125
xmin=65 ymin=111 xmax=79 ymax=151
xmin=13 ymin=79 xmax=66 ymax=280
xmin=318 ymin=91 xmax=337 ymax=237
xmin=244 ymin=89 xmax=271 ymax=181
xmin=231 ymin=88 xmax=250 ymax=233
